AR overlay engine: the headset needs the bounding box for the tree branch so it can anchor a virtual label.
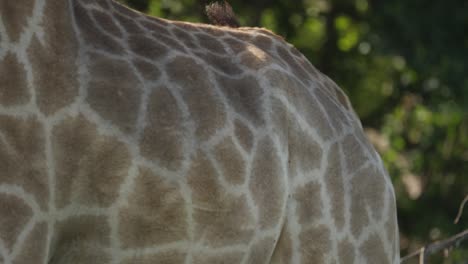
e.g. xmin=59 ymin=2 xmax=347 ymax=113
xmin=401 ymin=229 xmax=468 ymax=263
xmin=455 ymin=194 xmax=468 ymax=224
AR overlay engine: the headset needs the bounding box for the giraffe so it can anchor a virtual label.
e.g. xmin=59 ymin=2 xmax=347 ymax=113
xmin=0 ymin=0 xmax=400 ymax=263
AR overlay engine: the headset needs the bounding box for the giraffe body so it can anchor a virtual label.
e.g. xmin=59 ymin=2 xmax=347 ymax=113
xmin=0 ymin=0 xmax=399 ymax=263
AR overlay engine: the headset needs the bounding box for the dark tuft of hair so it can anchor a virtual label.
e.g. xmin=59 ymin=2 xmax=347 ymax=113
xmin=205 ymin=1 xmax=240 ymax=28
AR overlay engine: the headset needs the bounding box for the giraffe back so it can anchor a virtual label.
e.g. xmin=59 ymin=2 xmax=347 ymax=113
xmin=0 ymin=0 xmax=399 ymax=263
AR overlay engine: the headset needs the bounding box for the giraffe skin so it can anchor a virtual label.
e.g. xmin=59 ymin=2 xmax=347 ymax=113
xmin=0 ymin=0 xmax=400 ymax=263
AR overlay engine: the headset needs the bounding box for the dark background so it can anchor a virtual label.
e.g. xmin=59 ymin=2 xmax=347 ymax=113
xmin=118 ymin=0 xmax=468 ymax=262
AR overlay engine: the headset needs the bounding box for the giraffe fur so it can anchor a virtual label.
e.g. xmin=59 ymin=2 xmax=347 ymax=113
xmin=0 ymin=0 xmax=399 ymax=263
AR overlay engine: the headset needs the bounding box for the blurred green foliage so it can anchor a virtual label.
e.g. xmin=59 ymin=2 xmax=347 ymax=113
xmin=118 ymin=0 xmax=468 ymax=262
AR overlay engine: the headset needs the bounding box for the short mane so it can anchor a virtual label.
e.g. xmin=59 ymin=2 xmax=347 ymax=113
xmin=205 ymin=1 xmax=240 ymax=28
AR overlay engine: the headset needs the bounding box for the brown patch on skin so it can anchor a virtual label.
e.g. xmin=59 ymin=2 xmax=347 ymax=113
xmin=154 ymin=33 xmax=187 ymax=52
xmin=0 ymin=0 xmax=34 ymax=42
xmin=91 ymin=9 xmax=123 ymax=38
xmin=249 ymin=36 xmax=286 ymax=69
xmin=0 ymin=52 xmax=30 ymax=106
xmin=122 ymin=251 xmax=186 ymax=264
xmin=13 ymin=222 xmax=47 ymax=264
xmin=27 ymin=37 xmax=78 ymax=116
xmin=188 ymin=153 xmax=255 ymax=247
xmin=193 ymin=253 xmax=243 ymax=264
xmin=332 ymin=84 xmax=351 ymax=111
xmin=288 ymin=117 xmax=323 ymax=176
xmin=140 ymin=86 xmax=185 ymax=170
xmin=111 ymin=0 xmax=140 ymax=18
xmin=342 ymin=134 xmax=367 ymax=174
xmin=0 ymin=116 xmax=48 ymax=209
xmin=146 ymin=16 xmax=169 ymax=27
xmin=216 ymin=75 xmax=264 ymax=125
xmin=129 ymin=34 xmax=168 ymax=60
xmin=354 ymin=127 xmax=379 ymax=161
xmin=195 ymin=51 xmax=243 ymax=75
xmin=247 ymin=237 xmax=276 ymax=263
xmin=49 ymin=216 xmax=110 ymax=264
xmin=234 ymin=119 xmax=254 ymax=152
xmin=276 ymin=45 xmax=311 ymax=84
xmin=118 ymin=167 xmax=188 ymax=249
xmin=172 ymin=27 xmax=199 ymax=50
xmin=359 ymin=234 xmax=390 ymax=264
xmin=52 ymin=115 xmax=131 ymax=208
xmin=0 ymin=194 xmax=32 ymax=251
xmin=289 ymin=45 xmax=304 ymax=59
xmin=270 ymin=221 xmax=293 ymax=263
xmin=195 ymin=33 xmax=226 ymax=54
xmin=214 ymin=137 xmax=246 ymax=185
xmin=265 ymin=69 xmax=334 ymax=141
xmin=293 ymin=181 xmax=323 ymax=225
xmin=27 ymin=0 xmax=79 ymax=116
xmin=338 ymin=238 xmax=355 ymax=264
xmin=198 ymin=26 xmax=227 ymax=37
xmin=74 ymin=3 xmax=124 ymax=54
xmin=113 ymin=12 xmax=144 ymax=35
xmin=252 ymin=28 xmax=284 ymax=41
xmin=224 ymin=37 xmax=247 ymax=54
xmin=274 ymin=84 xmax=323 ymax=177
xmin=315 ymin=88 xmax=350 ymax=133
xmin=227 ymin=31 xmax=253 ymax=42
xmin=299 ymin=224 xmax=331 ymax=263
xmin=140 ymin=19 xmax=171 ymax=36
xmin=325 ymin=143 xmax=346 ymax=230
xmin=252 ymin=35 xmax=274 ymax=52
xmin=350 ymin=165 xmax=386 ymax=238
xmin=87 ymin=54 xmax=141 ymax=134
xmin=296 ymin=55 xmax=321 ymax=79
xmin=95 ymin=0 xmax=111 ymax=9
xmin=239 ymin=47 xmax=273 ymax=70
xmin=166 ymin=56 xmax=226 ymax=141
xmin=318 ymin=74 xmax=340 ymax=92
xmin=174 ymin=22 xmax=202 ymax=34
xmin=132 ymin=58 xmax=162 ymax=81
xmin=249 ymin=137 xmax=285 ymax=229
